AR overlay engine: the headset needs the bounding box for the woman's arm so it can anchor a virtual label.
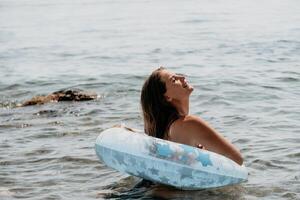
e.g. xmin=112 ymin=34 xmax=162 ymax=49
xmin=170 ymin=115 xmax=243 ymax=165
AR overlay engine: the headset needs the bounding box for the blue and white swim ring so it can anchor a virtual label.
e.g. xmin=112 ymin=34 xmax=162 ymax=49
xmin=95 ymin=127 xmax=248 ymax=190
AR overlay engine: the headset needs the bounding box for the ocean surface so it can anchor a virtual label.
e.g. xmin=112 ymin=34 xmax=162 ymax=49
xmin=0 ymin=0 xmax=299 ymax=199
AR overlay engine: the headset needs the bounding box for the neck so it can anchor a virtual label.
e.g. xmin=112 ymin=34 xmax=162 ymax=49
xmin=172 ymin=97 xmax=189 ymax=116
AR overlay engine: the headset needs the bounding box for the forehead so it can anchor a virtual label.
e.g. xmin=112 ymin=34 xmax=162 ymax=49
xmin=159 ymin=70 xmax=175 ymax=82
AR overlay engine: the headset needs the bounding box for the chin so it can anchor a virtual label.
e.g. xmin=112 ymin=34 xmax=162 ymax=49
xmin=187 ymin=86 xmax=194 ymax=95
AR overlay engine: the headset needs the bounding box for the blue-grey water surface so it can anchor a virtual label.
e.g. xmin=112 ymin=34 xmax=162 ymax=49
xmin=0 ymin=0 xmax=299 ymax=199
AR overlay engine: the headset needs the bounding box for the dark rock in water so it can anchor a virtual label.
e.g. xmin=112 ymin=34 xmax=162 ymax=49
xmin=21 ymin=89 xmax=97 ymax=106
xmin=53 ymin=89 xmax=97 ymax=101
xmin=20 ymin=95 xmax=58 ymax=106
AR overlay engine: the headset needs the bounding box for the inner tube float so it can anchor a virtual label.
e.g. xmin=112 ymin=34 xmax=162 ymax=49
xmin=95 ymin=127 xmax=248 ymax=190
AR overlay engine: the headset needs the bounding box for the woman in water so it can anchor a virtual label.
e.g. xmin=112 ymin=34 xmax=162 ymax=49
xmin=140 ymin=67 xmax=243 ymax=165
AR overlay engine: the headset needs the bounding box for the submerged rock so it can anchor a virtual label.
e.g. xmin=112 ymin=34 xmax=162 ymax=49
xmin=21 ymin=89 xmax=97 ymax=106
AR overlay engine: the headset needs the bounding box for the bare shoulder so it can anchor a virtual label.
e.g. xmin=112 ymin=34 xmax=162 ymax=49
xmin=178 ymin=115 xmax=212 ymax=131
xmin=172 ymin=114 xmax=224 ymax=145
xmin=169 ymin=115 xmax=210 ymax=145
xmin=171 ymin=115 xmax=205 ymax=132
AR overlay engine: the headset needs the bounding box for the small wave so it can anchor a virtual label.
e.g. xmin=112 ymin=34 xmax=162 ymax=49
xmin=245 ymin=185 xmax=288 ymax=199
xmin=286 ymin=152 xmax=300 ymax=158
xmin=59 ymin=156 xmax=99 ymax=164
xmin=234 ymin=138 xmax=250 ymax=144
xmin=276 ymin=39 xmax=300 ymax=44
xmin=276 ymin=77 xmax=299 ymax=82
xmin=250 ymin=159 xmax=287 ymax=170
xmin=14 ymin=156 xmax=97 ymax=165
xmin=150 ymin=48 xmax=162 ymax=54
xmin=31 ymin=130 xmax=82 ymax=139
xmin=181 ymin=19 xmax=211 ymax=24
xmin=34 ymin=110 xmax=60 ymax=117
xmin=261 ymin=85 xmax=283 ymax=90
xmin=1 ymin=83 xmax=22 ymax=90
xmin=83 ymin=109 xmax=104 ymax=116
xmin=27 ymin=157 xmax=57 ymax=164
xmin=282 ymin=192 xmax=298 ymax=199
xmin=23 ymin=149 xmax=54 ymax=156
xmin=0 ymin=123 xmax=32 ymax=129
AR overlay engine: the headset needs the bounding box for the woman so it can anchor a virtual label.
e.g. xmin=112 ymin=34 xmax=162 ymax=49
xmin=141 ymin=67 xmax=243 ymax=165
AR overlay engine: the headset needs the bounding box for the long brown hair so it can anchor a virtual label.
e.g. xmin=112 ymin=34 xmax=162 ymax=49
xmin=140 ymin=67 xmax=180 ymax=139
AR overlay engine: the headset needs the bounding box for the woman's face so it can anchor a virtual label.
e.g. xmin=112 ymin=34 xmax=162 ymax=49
xmin=159 ymin=69 xmax=194 ymax=102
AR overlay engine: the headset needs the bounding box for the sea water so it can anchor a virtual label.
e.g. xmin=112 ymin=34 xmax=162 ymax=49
xmin=0 ymin=0 xmax=299 ymax=199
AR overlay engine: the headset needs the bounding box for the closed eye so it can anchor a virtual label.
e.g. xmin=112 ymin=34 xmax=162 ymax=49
xmin=169 ymin=75 xmax=176 ymax=83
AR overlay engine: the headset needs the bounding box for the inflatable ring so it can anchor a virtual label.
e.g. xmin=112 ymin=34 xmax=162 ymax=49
xmin=95 ymin=127 xmax=248 ymax=190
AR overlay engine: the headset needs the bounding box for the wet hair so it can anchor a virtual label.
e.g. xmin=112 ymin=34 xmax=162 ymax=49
xmin=140 ymin=67 xmax=180 ymax=139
